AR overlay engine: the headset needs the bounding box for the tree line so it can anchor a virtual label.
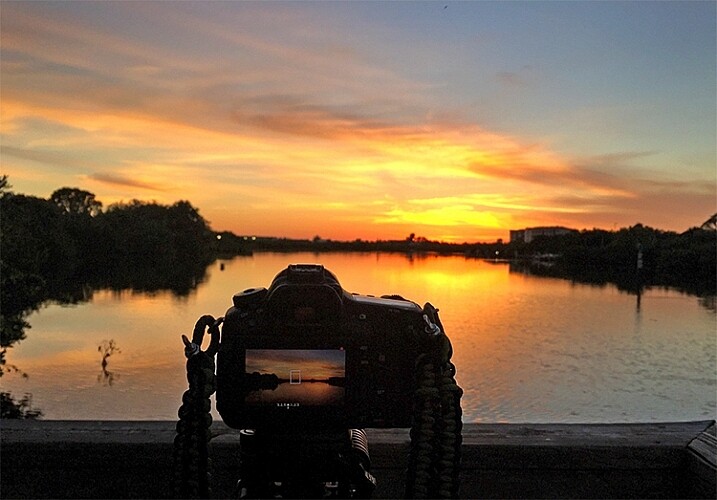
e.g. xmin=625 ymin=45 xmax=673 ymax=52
xmin=3 ymin=176 xmax=713 ymax=417
xmin=232 ymin=220 xmax=715 ymax=296
xmin=0 ymin=177 xmax=216 ymax=381
xmin=2 ymin=176 xmax=715 ymax=374
xmin=497 ymin=222 xmax=716 ymax=296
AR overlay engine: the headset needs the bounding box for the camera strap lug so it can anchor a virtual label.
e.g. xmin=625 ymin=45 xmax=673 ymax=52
xmin=181 ymin=335 xmax=201 ymax=358
xmin=422 ymin=313 xmax=442 ymax=336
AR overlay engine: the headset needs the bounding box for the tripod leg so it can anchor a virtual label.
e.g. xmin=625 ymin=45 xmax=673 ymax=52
xmin=235 ymin=430 xmax=276 ymax=499
xmin=234 ymin=429 xmax=375 ymax=499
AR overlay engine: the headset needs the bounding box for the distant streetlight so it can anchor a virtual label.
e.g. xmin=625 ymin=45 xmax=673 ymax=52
xmin=216 ymin=234 xmax=222 ymax=240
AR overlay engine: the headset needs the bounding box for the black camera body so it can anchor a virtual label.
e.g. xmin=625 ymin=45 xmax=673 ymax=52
xmin=216 ymin=264 xmax=427 ymax=431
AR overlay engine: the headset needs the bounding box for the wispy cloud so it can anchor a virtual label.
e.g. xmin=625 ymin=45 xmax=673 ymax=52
xmin=86 ymin=172 xmax=167 ymax=192
xmin=2 ymin=1 xmax=714 ymax=240
xmin=2 ymin=145 xmax=94 ymax=169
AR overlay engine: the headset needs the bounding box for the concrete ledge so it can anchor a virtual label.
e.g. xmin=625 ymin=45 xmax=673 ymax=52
xmin=2 ymin=420 xmax=715 ymax=498
xmin=685 ymin=422 xmax=717 ymax=498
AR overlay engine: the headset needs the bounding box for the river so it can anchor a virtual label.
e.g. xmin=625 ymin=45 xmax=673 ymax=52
xmin=3 ymin=252 xmax=715 ymax=423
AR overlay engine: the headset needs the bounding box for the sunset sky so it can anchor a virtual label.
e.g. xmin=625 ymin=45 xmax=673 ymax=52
xmin=247 ymin=349 xmax=345 ymax=380
xmin=2 ymin=1 xmax=715 ymax=242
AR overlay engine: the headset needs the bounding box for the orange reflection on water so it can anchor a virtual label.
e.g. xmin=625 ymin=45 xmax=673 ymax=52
xmin=2 ymin=252 xmax=714 ymax=422
xmin=248 ymin=382 xmax=344 ymax=407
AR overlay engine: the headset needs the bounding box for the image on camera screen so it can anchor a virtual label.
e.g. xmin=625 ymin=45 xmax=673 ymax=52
xmin=244 ymin=349 xmax=345 ymax=407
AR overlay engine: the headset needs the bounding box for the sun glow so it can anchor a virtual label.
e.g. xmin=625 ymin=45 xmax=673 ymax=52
xmin=3 ymin=1 xmax=714 ymax=241
xmin=1 ymin=90 xmax=662 ymax=241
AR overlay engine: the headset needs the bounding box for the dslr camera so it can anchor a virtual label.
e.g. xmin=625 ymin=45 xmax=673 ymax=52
xmin=216 ymin=264 xmax=437 ymax=431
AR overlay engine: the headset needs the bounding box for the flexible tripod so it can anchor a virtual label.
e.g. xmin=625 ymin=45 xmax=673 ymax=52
xmin=174 ymin=304 xmax=463 ymax=499
xmin=235 ymin=428 xmax=376 ymax=499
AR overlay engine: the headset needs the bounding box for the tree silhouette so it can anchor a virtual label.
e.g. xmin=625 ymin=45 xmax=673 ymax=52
xmin=50 ymin=187 xmax=102 ymax=217
xmin=0 ymin=175 xmax=10 ymax=194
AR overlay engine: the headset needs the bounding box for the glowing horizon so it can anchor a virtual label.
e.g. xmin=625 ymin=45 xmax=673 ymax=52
xmin=2 ymin=2 xmax=715 ymax=243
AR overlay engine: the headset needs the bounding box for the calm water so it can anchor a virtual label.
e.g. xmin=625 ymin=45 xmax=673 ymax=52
xmin=4 ymin=252 xmax=715 ymax=423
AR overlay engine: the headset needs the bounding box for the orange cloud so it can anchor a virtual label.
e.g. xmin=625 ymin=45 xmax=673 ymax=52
xmin=3 ymin=2 xmax=713 ymax=240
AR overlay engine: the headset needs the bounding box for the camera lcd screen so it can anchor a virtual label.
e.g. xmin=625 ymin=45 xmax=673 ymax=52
xmin=244 ymin=349 xmax=345 ymax=407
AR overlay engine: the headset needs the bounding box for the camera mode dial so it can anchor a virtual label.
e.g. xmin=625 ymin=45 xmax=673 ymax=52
xmin=232 ymin=287 xmax=267 ymax=309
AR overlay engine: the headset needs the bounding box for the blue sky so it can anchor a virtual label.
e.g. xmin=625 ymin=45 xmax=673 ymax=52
xmin=2 ymin=1 xmax=715 ymax=241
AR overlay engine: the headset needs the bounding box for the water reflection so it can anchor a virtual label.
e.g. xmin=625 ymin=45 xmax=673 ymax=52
xmin=1 ymin=259 xmax=210 ymax=378
xmin=97 ymin=340 xmax=121 ymax=386
xmin=247 ymin=382 xmax=345 ymax=407
xmin=1 ymin=252 xmax=715 ymax=422
xmin=699 ymin=295 xmax=716 ymax=312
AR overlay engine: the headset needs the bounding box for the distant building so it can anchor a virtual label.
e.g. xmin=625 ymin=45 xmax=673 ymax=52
xmin=510 ymin=226 xmax=576 ymax=244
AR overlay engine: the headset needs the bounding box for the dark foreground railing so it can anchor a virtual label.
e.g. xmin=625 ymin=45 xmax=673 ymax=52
xmin=2 ymin=420 xmax=714 ymax=498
